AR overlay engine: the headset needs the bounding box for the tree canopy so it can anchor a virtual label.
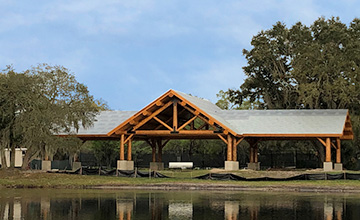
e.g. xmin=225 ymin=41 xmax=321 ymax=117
xmin=0 ymin=64 xmax=99 ymax=168
xmin=219 ymin=17 xmax=360 ymax=168
xmin=225 ymin=17 xmax=360 ymax=111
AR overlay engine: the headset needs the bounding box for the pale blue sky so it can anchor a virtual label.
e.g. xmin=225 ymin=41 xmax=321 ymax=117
xmin=1 ymin=0 xmax=359 ymax=110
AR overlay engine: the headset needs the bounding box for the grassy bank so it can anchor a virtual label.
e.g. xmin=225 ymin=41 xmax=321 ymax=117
xmin=1 ymin=169 xmax=360 ymax=193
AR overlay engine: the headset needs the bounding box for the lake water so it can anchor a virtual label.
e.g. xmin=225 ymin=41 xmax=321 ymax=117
xmin=0 ymin=189 xmax=359 ymax=219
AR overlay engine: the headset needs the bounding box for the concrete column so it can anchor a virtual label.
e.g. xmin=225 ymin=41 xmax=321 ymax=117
xmin=117 ymin=160 xmax=134 ymax=171
xmin=225 ymin=161 xmax=239 ymax=171
xmin=41 ymin=160 xmax=51 ymax=171
xmin=150 ymin=162 xmax=164 ymax=170
xmin=72 ymin=162 xmax=82 ymax=171
xmin=334 ymin=138 xmax=343 ymax=171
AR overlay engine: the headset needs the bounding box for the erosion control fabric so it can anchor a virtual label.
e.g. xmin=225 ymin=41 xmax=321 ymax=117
xmin=195 ymin=173 xmax=360 ymax=181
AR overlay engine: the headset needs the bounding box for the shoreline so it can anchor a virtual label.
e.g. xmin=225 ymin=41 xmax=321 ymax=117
xmin=2 ymin=181 xmax=360 ymax=193
xmin=1 ymin=170 xmax=360 ymax=193
xmin=84 ymin=183 xmax=360 ymax=193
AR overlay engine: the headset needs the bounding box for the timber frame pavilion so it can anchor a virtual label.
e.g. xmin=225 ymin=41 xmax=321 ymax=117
xmin=64 ymin=90 xmax=354 ymax=171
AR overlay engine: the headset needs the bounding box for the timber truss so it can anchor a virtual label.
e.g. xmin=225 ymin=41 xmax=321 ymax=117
xmin=107 ymin=90 xmax=244 ymax=162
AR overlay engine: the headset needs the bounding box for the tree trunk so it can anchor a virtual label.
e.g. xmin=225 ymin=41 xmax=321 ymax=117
xmin=21 ymin=149 xmax=39 ymax=170
xmin=9 ymin=143 xmax=15 ymax=169
xmin=0 ymin=148 xmax=7 ymax=169
xmin=9 ymin=123 xmax=16 ymax=169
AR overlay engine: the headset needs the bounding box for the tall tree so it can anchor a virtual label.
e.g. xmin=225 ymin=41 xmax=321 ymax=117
xmin=222 ymin=17 xmax=360 ymax=168
xmin=0 ymin=64 xmax=99 ymax=169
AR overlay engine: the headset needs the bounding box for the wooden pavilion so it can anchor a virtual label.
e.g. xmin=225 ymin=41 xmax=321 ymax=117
xmin=62 ymin=89 xmax=353 ymax=171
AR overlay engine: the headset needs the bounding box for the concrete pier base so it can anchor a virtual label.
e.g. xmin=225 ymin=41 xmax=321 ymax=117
xmin=323 ymin=162 xmax=333 ymax=172
xmin=117 ymin=160 xmax=134 ymax=171
xmin=150 ymin=162 xmax=164 ymax=171
xmin=334 ymin=163 xmax=343 ymax=171
xmin=247 ymin=162 xmax=260 ymax=171
xmin=42 ymin=160 xmax=51 ymax=171
xmin=224 ymin=161 xmax=239 ymax=171
xmin=72 ymin=162 xmax=82 ymax=171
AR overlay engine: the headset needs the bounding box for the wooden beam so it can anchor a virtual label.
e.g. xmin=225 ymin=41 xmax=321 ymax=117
xmin=124 ymin=134 xmax=134 ymax=144
xmin=134 ymin=130 xmax=217 ymax=135
xmin=152 ymin=144 xmax=156 ymax=162
xmin=155 ymin=100 xmax=164 ymax=106
xmin=178 ymin=115 xmax=197 ymax=131
xmin=235 ymin=137 xmax=244 ymax=146
xmin=132 ymin=101 xmax=173 ymax=131
xmin=142 ymin=111 xmax=151 ymax=116
xmin=254 ymin=145 xmax=258 ymax=163
xmin=227 ymin=135 xmax=232 ymax=161
xmin=173 ymin=101 xmax=178 ymax=131
xmin=161 ymin=139 xmax=170 ymax=148
xmin=154 ymin=116 xmax=173 ymax=131
xmin=120 ymin=134 xmax=125 ymax=160
xmin=232 ymin=137 xmax=237 ymax=161
xmin=217 ymin=134 xmax=228 ymax=144
xmin=127 ymin=138 xmax=132 ymax=161
xmin=331 ymin=142 xmax=337 ymax=149
xmin=157 ymin=139 xmax=163 ymax=162
xmin=249 ymin=146 xmax=254 ymax=163
xmin=155 ymin=117 xmax=172 ymax=130
xmin=317 ymin=137 xmax=326 ymax=147
xmin=325 ymin=137 xmax=331 ymax=162
xmin=336 ymin=138 xmax=341 ymax=163
xmin=182 ymin=105 xmax=216 ymax=129
xmin=197 ymin=122 xmax=208 ymax=130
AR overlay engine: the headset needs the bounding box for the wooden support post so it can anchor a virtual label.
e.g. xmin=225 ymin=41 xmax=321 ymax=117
xmin=157 ymin=139 xmax=163 ymax=162
xmin=232 ymin=137 xmax=237 ymax=161
xmin=325 ymin=137 xmax=331 ymax=162
xmin=249 ymin=147 xmax=254 ymax=163
xmin=173 ymin=101 xmax=178 ymax=132
xmin=127 ymin=138 xmax=132 ymax=161
xmin=336 ymin=138 xmax=341 ymax=163
xmin=254 ymin=145 xmax=258 ymax=163
xmin=151 ymin=139 xmax=156 ymax=162
xmin=227 ymin=135 xmax=232 ymax=161
xmin=120 ymin=134 xmax=125 ymax=160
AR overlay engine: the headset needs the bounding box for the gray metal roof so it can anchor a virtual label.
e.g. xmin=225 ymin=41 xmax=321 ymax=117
xmin=66 ymin=90 xmax=348 ymax=136
xmin=71 ymin=111 xmax=137 ymax=135
xmin=174 ymin=90 xmax=238 ymax=132
xmin=218 ymin=109 xmax=348 ymax=135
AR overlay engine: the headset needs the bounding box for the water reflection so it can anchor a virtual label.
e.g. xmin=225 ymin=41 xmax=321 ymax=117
xmin=0 ymin=189 xmax=358 ymax=219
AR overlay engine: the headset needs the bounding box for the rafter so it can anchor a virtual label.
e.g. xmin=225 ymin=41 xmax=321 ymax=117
xmin=130 ymin=101 xmax=173 ymax=131
xmin=317 ymin=137 xmax=326 ymax=147
xmin=181 ymin=105 xmax=217 ymax=129
xmin=154 ymin=116 xmax=173 ymax=131
xmin=178 ymin=115 xmax=197 ymax=131
xmin=217 ymin=134 xmax=227 ymax=144
xmin=124 ymin=134 xmax=134 ymax=144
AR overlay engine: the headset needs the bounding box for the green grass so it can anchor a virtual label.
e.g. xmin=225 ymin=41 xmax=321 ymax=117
xmin=1 ymin=169 xmax=360 ymax=190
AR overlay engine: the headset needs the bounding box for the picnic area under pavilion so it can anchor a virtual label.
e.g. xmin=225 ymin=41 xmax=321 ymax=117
xmin=59 ymin=89 xmax=354 ymax=172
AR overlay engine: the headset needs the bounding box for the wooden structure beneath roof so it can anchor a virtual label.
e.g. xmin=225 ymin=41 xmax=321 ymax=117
xmin=62 ymin=89 xmax=354 ymax=171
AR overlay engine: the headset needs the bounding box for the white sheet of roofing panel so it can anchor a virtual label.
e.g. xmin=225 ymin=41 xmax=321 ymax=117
xmin=219 ymin=109 xmax=347 ymax=135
